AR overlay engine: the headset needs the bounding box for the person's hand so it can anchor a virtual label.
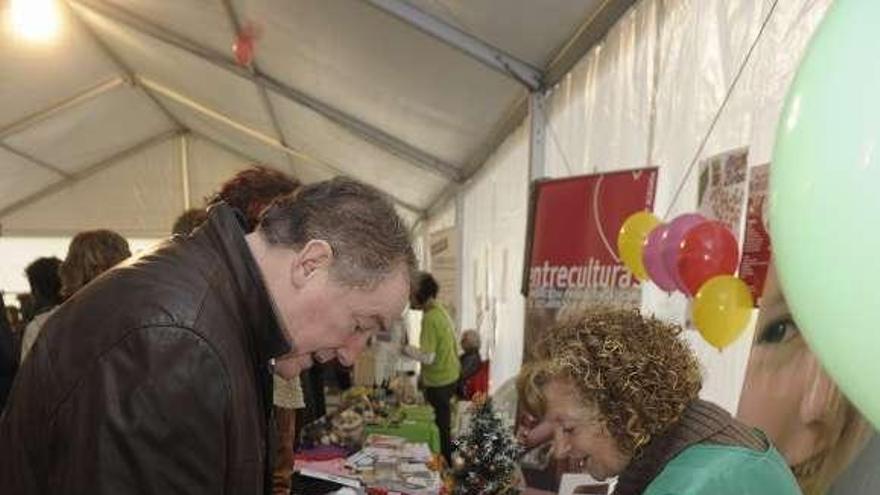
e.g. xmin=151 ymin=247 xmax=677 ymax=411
xmin=518 ymin=414 xmax=555 ymax=449
xmin=400 ymin=345 xmax=419 ymax=359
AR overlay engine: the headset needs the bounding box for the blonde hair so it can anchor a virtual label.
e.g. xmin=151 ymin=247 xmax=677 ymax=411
xmin=518 ymin=308 xmax=702 ymax=455
xmin=794 ymin=392 xmax=872 ymax=495
xmin=60 ymin=230 xmax=131 ymax=298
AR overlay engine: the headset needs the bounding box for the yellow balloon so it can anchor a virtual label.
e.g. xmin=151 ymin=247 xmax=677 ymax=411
xmin=692 ymin=275 xmax=754 ymax=350
xmin=617 ymin=211 xmax=660 ymax=281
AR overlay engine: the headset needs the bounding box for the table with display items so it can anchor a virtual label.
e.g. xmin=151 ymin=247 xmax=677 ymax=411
xmin=363 ymin=405 xmax=440 ymax=454
xmin=294 ymin=434 xmax=445 ymax=494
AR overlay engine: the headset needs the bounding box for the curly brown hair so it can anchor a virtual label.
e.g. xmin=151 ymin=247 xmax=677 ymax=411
xmin=208 ymin=165 xmax=301 ymax=232
xmin=518 ymin=308 xmax=702 ymax=456
xmin=60 ymin=230 xmax=131 ymax=299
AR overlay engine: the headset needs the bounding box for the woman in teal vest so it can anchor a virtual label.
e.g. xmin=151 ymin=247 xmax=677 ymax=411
xmin=518 ymin=309 xmax=801 ymax=495
xmin=404 ymin=271 xmax=460 ymax=464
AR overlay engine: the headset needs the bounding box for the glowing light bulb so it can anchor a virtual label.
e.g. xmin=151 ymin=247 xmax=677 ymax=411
xmin=9 ymin=0 xmax=62 ymax=43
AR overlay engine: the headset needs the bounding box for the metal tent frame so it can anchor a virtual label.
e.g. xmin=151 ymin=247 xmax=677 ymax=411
xmin=0 ymin=0 xmax=636 ymax=231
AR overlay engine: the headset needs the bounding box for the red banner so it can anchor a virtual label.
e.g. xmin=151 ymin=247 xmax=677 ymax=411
xmin=524 ymin=168 xmax=658 ymax=312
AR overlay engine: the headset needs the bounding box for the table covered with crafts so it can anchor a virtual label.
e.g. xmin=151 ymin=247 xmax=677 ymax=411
xmin=293 ymin=387 xmax=446 ymax=494
xmin=293 ymin=434 xmax=446 ymax=494
xmin=363 ymin=405 xmax=440 ymax=454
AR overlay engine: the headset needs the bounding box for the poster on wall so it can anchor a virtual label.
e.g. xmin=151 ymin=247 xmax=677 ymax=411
xmin=518 ymin=167 xmax=658 ymax=493
xmin=428 ymin=227 xmax=458 ymax=325
xmin=737 ymin=265 xmax=880 ymax=495
xmin=738 ymin=163 xmax=771 ymax=306
xmin=522 ymin=167 xmax=658 ymax=349
xmin=697 ymin=148 xmax=748 ymax=241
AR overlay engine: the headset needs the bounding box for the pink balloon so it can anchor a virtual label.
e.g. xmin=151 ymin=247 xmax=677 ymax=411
xmin=661 ymin=213 xmax=706 ymax=292
xmin=642 ymin=224 xmax=677 ymax=292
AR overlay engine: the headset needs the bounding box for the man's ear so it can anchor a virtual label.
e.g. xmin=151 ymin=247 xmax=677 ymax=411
xmin=291 ymin=240 xmax=333 ymax=288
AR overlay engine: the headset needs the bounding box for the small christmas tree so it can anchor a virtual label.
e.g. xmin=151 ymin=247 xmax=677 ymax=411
xmin=453 ymin=397 xmax=523 ymax=495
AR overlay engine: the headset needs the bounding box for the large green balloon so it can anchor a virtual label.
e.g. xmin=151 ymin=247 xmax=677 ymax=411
xmin=771 ymin=1 xmax=880 ymax=428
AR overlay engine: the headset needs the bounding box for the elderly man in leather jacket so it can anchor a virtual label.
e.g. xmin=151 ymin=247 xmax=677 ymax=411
xmin=0 ymin=177 xmax=414 ymax=495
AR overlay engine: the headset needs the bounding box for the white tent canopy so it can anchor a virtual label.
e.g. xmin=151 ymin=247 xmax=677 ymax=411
xmin=0 ymin=0 xmax=632 ymax=238
xmin=2 ymin=0 xmax=837 ymax=413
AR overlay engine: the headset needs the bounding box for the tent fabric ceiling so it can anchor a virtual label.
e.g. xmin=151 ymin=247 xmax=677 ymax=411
xmin=235 ymin=0 xmax=522 ymax=167
xmin=0 ymin=8 xmax=118 ymax=128
xmin=0 ymin=0 xmax=630 ymax=237
xmin=1 ymin=137 xmax=184 ymax=236
xmin=406 ymin=0 xmax=605 ymax=68
xmin=4 ymin=84 xmax=174 ymax=175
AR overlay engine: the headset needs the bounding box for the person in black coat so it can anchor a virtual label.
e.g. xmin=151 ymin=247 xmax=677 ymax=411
xmin=0 ymin=295 xmax=16 ymax=412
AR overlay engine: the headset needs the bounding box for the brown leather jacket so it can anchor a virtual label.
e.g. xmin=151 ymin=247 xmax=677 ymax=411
xmin=0 ymin=205 xmax=291 ymax=494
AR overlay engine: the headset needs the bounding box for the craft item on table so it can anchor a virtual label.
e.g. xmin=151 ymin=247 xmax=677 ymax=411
xmin=300 ymin=416 xmax=334 ymax=449
xmin=365 ymin=434 xmax=407 ymax=449
xmin=333 ymin=409 xmax=366 ymax=445
xmin=389 ymin=374 xmax=420 ymax=405
xmin=295 ymin=458 xmax=363 ymax=489
xmin=295 ymin=445 xmax=349 ymax=462
xmin=401 ymin=442 xmax=433 ymax=463
xmin=301 ymin=412 xmax=363 ymax=451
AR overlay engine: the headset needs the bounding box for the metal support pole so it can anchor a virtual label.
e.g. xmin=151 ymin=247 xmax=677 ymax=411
xmin=528 ymin=92 xmax=546 ymax=181
xmin=140 ymin=77 xmax=424 ymax=215
xmin=0 ymin=130 xmax=180 ymax=219
xmin=362 ymin=0 xmax=543 ymax=91
xmin=0 ymin=78 xmax=126 ymax=139
xmin=454 ymin=191 xmax=466 ymax=331
xmin=180 ymin=132 xmax=191 ymax=210
xmin=69 ymin=0 xmax=462 ymax=183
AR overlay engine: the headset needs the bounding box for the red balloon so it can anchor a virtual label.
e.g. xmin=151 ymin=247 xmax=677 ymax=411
xmin=233 ymin=34 xmax=254 ymax=66
xmin=677 ymin=221 xmax=739 ymax=296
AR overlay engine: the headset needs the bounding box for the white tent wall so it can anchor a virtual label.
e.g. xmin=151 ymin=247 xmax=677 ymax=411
xmin=406 ymin=200 xmax=454 ymax=349
xmin=0 ymin=237 xmax=159 ymax=304
xmin=445 ymin=0 xmax=833 ymax=411
xmin=458 ymin=122 xmax=529 ymax=393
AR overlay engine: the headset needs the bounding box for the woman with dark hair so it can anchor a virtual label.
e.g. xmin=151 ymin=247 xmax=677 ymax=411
xmin=20 ymin=231 xmax=130 ymax=362
xmin=24 ymin=257 xmax=62 ymax=321
xmin=402 ymin=271 xmax=460 ymax=464
xmin=518 ymin=308 xmax=800 ymax=494
xmin=0 ymin=294 xmax=16 ymax=411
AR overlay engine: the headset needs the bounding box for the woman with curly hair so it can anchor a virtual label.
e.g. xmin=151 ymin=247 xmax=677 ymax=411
xmin=518 ymin=308 xmax=800 ymax=494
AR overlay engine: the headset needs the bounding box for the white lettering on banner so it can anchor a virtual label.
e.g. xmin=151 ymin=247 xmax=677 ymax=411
xmin=529 ymin=258 xmax=638 ymax=291
xmin=556 ymin=266 xmax=569 ymax=288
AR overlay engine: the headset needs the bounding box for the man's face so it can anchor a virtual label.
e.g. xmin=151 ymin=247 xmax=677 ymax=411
xmin=272 ymin=252 xmax=410 ymax=379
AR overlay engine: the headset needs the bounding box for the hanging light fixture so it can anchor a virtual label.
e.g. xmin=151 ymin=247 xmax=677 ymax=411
xmin=9 ymin=0 xmax=62 ymax=43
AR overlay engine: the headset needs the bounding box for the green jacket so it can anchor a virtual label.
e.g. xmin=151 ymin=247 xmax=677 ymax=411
xmin=643 ymin=442 xmax=801 ymax=495
xmin=419 ymin=303 xmax=460 ymax=387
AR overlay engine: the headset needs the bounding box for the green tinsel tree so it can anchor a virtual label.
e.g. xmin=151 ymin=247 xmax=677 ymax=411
xmin=453 ymin=398 xmax=523 ymax=495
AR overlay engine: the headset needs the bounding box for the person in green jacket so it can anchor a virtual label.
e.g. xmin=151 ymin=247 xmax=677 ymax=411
xmin=403 ymin=271 xmax=460 ymax=464
xmin=518 ymin=308 xmax=801 ymax=495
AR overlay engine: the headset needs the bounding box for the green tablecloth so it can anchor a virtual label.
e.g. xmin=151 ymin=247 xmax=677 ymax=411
xmin=364 ymin=414 xmax=440 ymax=453
xmin=400 ymin=405 xmax=435 ymax=422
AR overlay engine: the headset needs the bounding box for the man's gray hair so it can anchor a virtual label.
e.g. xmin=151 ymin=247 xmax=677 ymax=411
xmin=258 ymin=177 xmax=416 ymax=286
